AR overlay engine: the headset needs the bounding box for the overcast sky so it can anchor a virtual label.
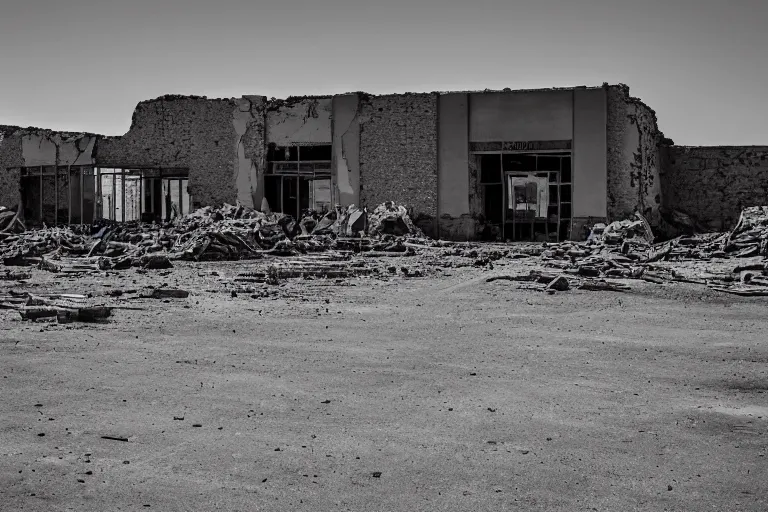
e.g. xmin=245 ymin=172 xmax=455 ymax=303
xmin=1 ymin=0 xmax=765 ymax=145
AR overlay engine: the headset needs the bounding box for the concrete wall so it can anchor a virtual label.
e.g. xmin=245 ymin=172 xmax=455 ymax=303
xmin=468 ymin=90 xmax=573 ymax=142
xmin=97 ymin=96 xmax=256 ymax=208
xmin=661 ymin=146 xmax=768 ymax=231
xmin=606 ymin=85 xmax=664 ymax=226
xmin=572 ymin=88 xmax=607 ymax=219
xmin=359 ymin=93 xmax=439 ymax=235
xmin=266 ymin=98 xmax=332 ymax=146
xmin=331 ymin=94 xmax=361 ymax=207
xmin=437 ymin=93 xmax=473 ymax=239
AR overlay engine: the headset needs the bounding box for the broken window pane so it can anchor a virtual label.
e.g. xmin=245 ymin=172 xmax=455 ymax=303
xmin=561 ymin=157 xmax=572 ymax=183
xmin=124 ymin=176 xmax=141 ymax=221
xmin=537 ymin=156 xmax=560 ymax=172
xmin=305 ymin=177 xmax=331 ymax=213
xmin=502 ymin=154 xmax=536 ymax=173
xmin=264 ymin=175 xmax=281 ymax=213
xmin=22 ymin=174 xmax=41 ymax=225
xmin=82 ymin=168 xmax=95 ymax=224
xmin=480 ymin=154 xmax=501 ymax=183
xmin=508 ymin=175 xmax=549 ymax=218
xmin=299 ymin=145 xmax=332 ymax=161
xmin=483 ymin=184 xmax=503 ymax=223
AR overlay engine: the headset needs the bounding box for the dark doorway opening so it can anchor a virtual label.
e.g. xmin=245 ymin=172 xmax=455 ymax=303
xmin=477 ymin=152 xmax=572 ymax=241
xmin=264 ymin=144 xmax=332 ymax=218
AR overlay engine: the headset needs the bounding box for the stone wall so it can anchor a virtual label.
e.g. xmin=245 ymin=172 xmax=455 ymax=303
xmin=661 ymin=146 xmax=768 ymax=231
xmin=0 ymin=126 xmax=24 ymax=209
xmin=96 ymin=95 xmax=248 ymax=208
xmin=359 ymin=93 xmax=439 ymax=235
xmin=606 ymin=84 xmax=665 ymax=226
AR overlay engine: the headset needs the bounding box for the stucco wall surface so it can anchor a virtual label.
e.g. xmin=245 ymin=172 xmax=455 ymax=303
xmin=359 ymin=93 xmax=438 ymax=235
xmin=661 ymin=146 xmax=768 ymax=231
xmin=266 ymin=98 xmax=332 ymax=145
xmin=437 ymin=93 xmax=470 ymax=218
xmin=332 ymin=95 xmax=361 ymax=207
xmin=21 ymin=132 xmax=96 ymax=167
xmin=236 ymin=96 xmax=267 ymax=208
xmin=469 ymin=90 xmax=573 ymax=142
xmin=572 ymin=88 xmax=607 ymax=218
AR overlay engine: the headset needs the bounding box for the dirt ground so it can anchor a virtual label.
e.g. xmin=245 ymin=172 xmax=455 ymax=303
xmin=1 ymin=257 xmax=767 ymax=511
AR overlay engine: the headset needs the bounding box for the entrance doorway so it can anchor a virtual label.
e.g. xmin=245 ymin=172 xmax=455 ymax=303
xmin=264 ymin=144 xmax=332 ymax=218
xmin=477 ymin=152 xmax=572 ymax=241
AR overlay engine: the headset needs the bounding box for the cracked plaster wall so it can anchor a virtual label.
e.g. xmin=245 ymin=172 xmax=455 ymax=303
xmin=21 ymin=132 xmax=97 ymax=167
xmin=0 ymin=127 xmax=97 ymax=218
xmin=606 ymin=84 xmax=663 ymax=226
xmin=234 ymin=96 xmax=266 ymax=208
xmin=661 ymin=146 xmax=768 ymax=231
xmin=266 ymin=98 xmax=332 ymax=146
xmin=96 ymin=96 xmax=243 ymax=208
xmin=359 ymin=93 xmax=439 ymax=236
xmin=332 ymin=94 xmax=360 ymax=207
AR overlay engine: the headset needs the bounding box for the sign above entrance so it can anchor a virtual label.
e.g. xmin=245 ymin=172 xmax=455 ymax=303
xmin=470 ymin=140 xmax=572 ymax=152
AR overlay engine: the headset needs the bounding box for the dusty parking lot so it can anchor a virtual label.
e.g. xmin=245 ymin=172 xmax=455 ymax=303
xmin=1 ymin=261 xmax=767 ymax=511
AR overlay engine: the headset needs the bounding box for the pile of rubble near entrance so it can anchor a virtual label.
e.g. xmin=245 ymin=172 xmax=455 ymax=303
xmin=474 ymin=208 xmax=768 ymax=296
xmin=2 ymin=200 xmax=768 ymax=296
xmin=0 ymin=201 xmax=426 ymax=271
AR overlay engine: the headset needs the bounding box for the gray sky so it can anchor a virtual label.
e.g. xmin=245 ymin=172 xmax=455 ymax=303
xmin=1 ymin=0 xmax=765 ymax=145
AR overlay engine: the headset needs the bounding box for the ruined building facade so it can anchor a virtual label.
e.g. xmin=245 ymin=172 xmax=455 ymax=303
xmin=1 ymin=84 xmax=766 ymax=241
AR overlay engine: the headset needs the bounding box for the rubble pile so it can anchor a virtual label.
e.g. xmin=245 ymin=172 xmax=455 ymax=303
xmin=723 ymin=206 xmax=768 ymax=257
xmin=485 ymin=209 xmax=768 ymax=296
xmin=0 ymin=205 xmax=25 ymax=235
xmin=0 ymin=290 xmax=112 ymax=324
xmin=3 ymin=198 xmax=768 ymax=297
xmin=0 ymin=202 xmax=427 ymax=272
xmin=367 ymin=202 xmax=425 ymax=238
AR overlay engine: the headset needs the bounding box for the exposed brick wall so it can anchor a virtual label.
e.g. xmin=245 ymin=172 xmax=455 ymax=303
xmin=660 ymin=146 xmax=768 ymax=231
xmin=96 ymin=96 xmax=241 ymax=207
xmin=359 ymin=93 xmax=438 ymax=235
xmin=0 ymin=127 xmax=24 ymax=209
xmin=606 ymin=85 xmax=664 ymax=226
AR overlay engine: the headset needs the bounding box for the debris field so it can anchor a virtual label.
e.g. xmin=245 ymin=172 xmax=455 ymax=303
xmin=1 ymin=203 xmax=767 ymax=511
xmin=2 ymin=202 xmax=768 ymax=322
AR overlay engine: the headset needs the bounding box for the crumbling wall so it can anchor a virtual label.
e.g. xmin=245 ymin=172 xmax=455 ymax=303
xmin=236 ymin=96 xmax=267 ymax=208
xmin=332 ymin=94 xmax=361 ymax=207
xmin=20 ymin=131 xmax=97 ymax=167
xmin=96 ymin=96 xmax=244 ymax=208
xmin=266 ymin=97 xmax=332 ymax=145
xmin=661 ymin=146 xmax=768 ymax=231
xmin=359 ymin=93 xmax=438 ymax=236
xmin=606 ymin=84 xmax=664 ymax=226
xmin=0 ymin=126 xmax=24 ymax=209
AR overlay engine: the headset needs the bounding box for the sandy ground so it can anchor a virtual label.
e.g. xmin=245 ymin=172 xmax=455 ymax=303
xmin=1 ymin=257 xmax=767 ymax=511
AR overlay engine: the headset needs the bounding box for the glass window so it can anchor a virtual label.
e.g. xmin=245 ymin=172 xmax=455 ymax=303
xmin=480 ymin=154 xmax=501 ymax=183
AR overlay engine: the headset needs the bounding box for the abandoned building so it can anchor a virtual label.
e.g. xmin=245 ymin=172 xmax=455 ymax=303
xmin=1 ymin=83 xmax=766 ymax=241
